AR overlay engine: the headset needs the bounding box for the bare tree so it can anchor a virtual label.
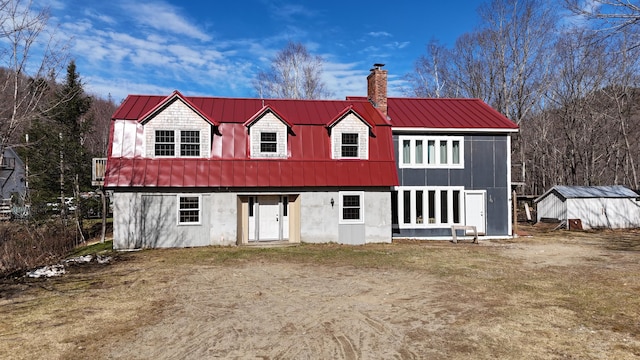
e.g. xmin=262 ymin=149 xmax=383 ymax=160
xmin=403 ymin=40 xmax=450 ymax=98
xmin=84 ymin=94 xmax=118 ymax=157
xmin=254 ymin=41 xmax=332 ymax=99
xmin=565 ymin=0 xmax=640 ymax=45
xmin=0 ymin=0 xmax=67 ymax=161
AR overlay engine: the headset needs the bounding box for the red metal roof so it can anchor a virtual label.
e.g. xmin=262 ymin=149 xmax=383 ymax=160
xmin=106 ymin=94 xmax=397 ymax=188
xmin=113 ymin=95 xmax=390 ymax=126
xmin=388 ymin=98 xmax=517 ymax=129
xmin=345 ymin=96 xmax=518 ymax=130
xmin=106 ymin=158 xmax=398 ymax=188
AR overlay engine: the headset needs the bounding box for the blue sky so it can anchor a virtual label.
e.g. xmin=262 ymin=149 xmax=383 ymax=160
xmin=46 ymin=0 xmax=486 ymax=102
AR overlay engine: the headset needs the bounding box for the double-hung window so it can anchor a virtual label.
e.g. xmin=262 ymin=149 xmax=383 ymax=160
xmin=260 ymin=132 xmax=277 ymax=153
xmin=341 ymin=133 xmax=359 ymax=158
xmin=399 ymin=136 xmax=463 ymax=168
xmin=339 ymin=191 xmax=364 ymax=224
xmin=180 ymin=131 xmax=200 ymax=156
xmin=155 ymin=130 xmax=201 ymax=157
xmin=178 ymin=195 xmax=201 ymax=225
xmin=155 ymin=130 xmax=175 ymax=156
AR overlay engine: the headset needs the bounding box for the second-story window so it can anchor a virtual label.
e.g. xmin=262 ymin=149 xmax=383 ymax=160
xmin=399 ymin=136 xmax=464 ymax=169
xmin=155 ymin=130 xmax=175 ymax=156
xmin=180 ymin=130 xmax=200 ymax=156
xmin=341 ymin=133 xmax=359 ymax=157
xmin=260 ymin=132 xmax=277 ymax=153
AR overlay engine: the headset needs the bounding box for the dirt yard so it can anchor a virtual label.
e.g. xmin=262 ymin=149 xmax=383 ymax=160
xmin=1 ymin=226 xmax=640 ymax=359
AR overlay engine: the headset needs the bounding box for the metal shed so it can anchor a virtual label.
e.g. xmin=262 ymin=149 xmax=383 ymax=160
xmin=534 ymin=185 xmax=640 ymax=229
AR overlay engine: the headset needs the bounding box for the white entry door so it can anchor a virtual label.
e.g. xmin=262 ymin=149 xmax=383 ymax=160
xmin=258 ymin=196 xmax=280 ymax=241
xmin=465 ymin=191 xmax=486 ymax=235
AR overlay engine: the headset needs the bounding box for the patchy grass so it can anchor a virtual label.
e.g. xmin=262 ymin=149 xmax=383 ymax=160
xmin=70 ymin=240 xmax=114 ymax=257
xmin=1 ymin=228 xmax=640 ymax=359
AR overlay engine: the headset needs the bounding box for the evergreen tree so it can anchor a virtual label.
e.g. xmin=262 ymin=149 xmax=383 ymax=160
xmin=25 ymin=60 xmax=92 ymax=206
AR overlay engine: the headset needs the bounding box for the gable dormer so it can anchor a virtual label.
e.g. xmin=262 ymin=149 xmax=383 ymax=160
xmin=140 ymin=91 xmax=216 ymax=159
xmin=245 ymin=105 xmax=293 ymax=159
xmin=327 ymin=107 xmax=373 ymax=160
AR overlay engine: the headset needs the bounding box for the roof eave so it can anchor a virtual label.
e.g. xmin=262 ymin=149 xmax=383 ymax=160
xmin=139 ymin=90 xmax=220 ymax=126
xmin=392 ymin=127 xmax=519 ymax=133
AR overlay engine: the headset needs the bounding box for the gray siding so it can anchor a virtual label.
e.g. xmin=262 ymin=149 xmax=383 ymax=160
xmin=393 ymin=134 xmax=511 ymax=237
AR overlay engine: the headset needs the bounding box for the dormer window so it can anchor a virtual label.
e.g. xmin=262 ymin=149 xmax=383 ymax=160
xmin=180 ymin=130 xmax=200 ymax=156
xmin=155 ymin=130 xmax=175 ymax=156
xmin=329 ymin=110 xmax=370 ymax=160
xmin=260 ymin=132 xmax=278 ymax=153
xmin=153 ymin=130 xmax=201 ymax=157
xmin=246 ymin=107 xmax=291 ymax=159
xmin=341 ymin=133 xmax=359 ymax=157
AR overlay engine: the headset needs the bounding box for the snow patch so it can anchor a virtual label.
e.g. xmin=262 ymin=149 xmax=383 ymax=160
xmin=27 ymin=265 xmax=66 ymax=278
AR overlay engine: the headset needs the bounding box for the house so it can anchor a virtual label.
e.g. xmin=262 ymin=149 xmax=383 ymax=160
xmin=534 ymin=185 xmax=640 ymax=229
xmin=0 ymin=147 xmax=27 ymax=220
xmin=105 ymin=65 xmax=518 ymax=248
xmin=353 ymin=65 xmax=519 ymax=239
xmin=105 ymin=90 xmax=398 ymax=249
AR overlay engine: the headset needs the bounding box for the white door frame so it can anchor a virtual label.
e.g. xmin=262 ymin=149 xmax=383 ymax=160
xmin=248 ymin=195 xmax=289 ymax=242
xmin=464 ymin=190 xmax=486 ymax=235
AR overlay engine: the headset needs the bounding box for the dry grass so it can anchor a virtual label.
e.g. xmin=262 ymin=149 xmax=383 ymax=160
xmin=1 ymin=226 xmax=639 ymax=359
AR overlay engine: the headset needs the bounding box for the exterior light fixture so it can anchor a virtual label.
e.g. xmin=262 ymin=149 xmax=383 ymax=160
xmin=331 ymin=198 xmax=334 ymax=207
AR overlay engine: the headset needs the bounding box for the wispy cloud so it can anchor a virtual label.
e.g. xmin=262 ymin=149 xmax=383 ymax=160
xmin=48 ymin=0 xmax=411 ymax=101
xmin=368 ymin=31 xmax=392 ymax=37
xmin=119 ymin=1 xmax=212 ymax=42
xmin=387 ymin=41 xmax=410 ymax=49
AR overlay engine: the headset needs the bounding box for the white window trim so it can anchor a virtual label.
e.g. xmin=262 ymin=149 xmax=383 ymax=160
xmin=259 ymin=131 xmax=279 ymax=155
xmin=339 ymin=191 xmax=365 ymax=224
xmin=395 ymin=186 xmax=464 ymax=229
xmin=179 ymin=130 xmax=201 ymax=157
xmin=340 ymin=133 xmax=360 ymax=158
xmin=154 ymin=129 xmax=176 ymax=157
xmin=398 ymin=135 xmax=464 ymax=169
xmin=154 ymin=129 xmax=202 ymax=158
xmin=177 ymin=194 xmax=202 ymax=225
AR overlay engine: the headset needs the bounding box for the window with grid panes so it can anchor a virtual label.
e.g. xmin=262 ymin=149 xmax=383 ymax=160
xmin=178 ymin=196 xmax=200 ymax=224
xmin=341 ymin=193 xmax=362 ymax=222
xmin=155 ymin=130 xmax=175 ymax=156
xmin=180 ymin=131 xmax=200 ymax=156
xmin=260 ymin=132 xmax=277 ymax=153
xmin=341 ymin=133 xmax=359 ymax=157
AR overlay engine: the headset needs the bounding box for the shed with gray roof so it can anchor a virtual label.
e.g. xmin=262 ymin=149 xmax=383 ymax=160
xmin=534 ymin=185 xmax=640 ymax=229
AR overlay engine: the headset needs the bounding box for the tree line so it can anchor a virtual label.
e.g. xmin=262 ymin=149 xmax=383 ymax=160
xmin=260 ymin=1 xmax=640 ymax=195
xmin=0 ymin=0 xmax=116 ymax=214
xmin=402 ymin=0 xmax=640 ymax=194
xmin=3 ymin=0 xmax=639 ymax=212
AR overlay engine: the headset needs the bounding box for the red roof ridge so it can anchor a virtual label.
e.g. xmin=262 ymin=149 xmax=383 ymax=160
xmin=244 ymin=104 xmax=295 ymax=131
xmin=139 ymin=90 xmax=219 ymax=126
xmin=326 ymin=105 xmax=375 ymax=130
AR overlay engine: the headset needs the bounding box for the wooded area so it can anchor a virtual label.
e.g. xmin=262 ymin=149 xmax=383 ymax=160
xmin=0 ymin=0 xmax=116 ymax=216
xmin=403 ymin=0 xmax=640 ymax=195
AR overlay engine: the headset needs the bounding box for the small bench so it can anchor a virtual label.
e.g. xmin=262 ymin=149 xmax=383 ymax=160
xmin=450 ymin=225 xmax=478 ymax=243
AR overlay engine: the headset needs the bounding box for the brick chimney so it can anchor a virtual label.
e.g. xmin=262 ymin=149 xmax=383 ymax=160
xmin=367 ymin=63 xmax=388 ymax=116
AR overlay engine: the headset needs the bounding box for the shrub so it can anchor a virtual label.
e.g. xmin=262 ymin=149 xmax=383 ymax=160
xmin=0 ymin=222 xmax=78 ymax=277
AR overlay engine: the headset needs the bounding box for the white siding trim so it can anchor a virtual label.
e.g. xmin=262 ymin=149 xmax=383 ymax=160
xmin=392 ymin=127 xmax=518 ymax=133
